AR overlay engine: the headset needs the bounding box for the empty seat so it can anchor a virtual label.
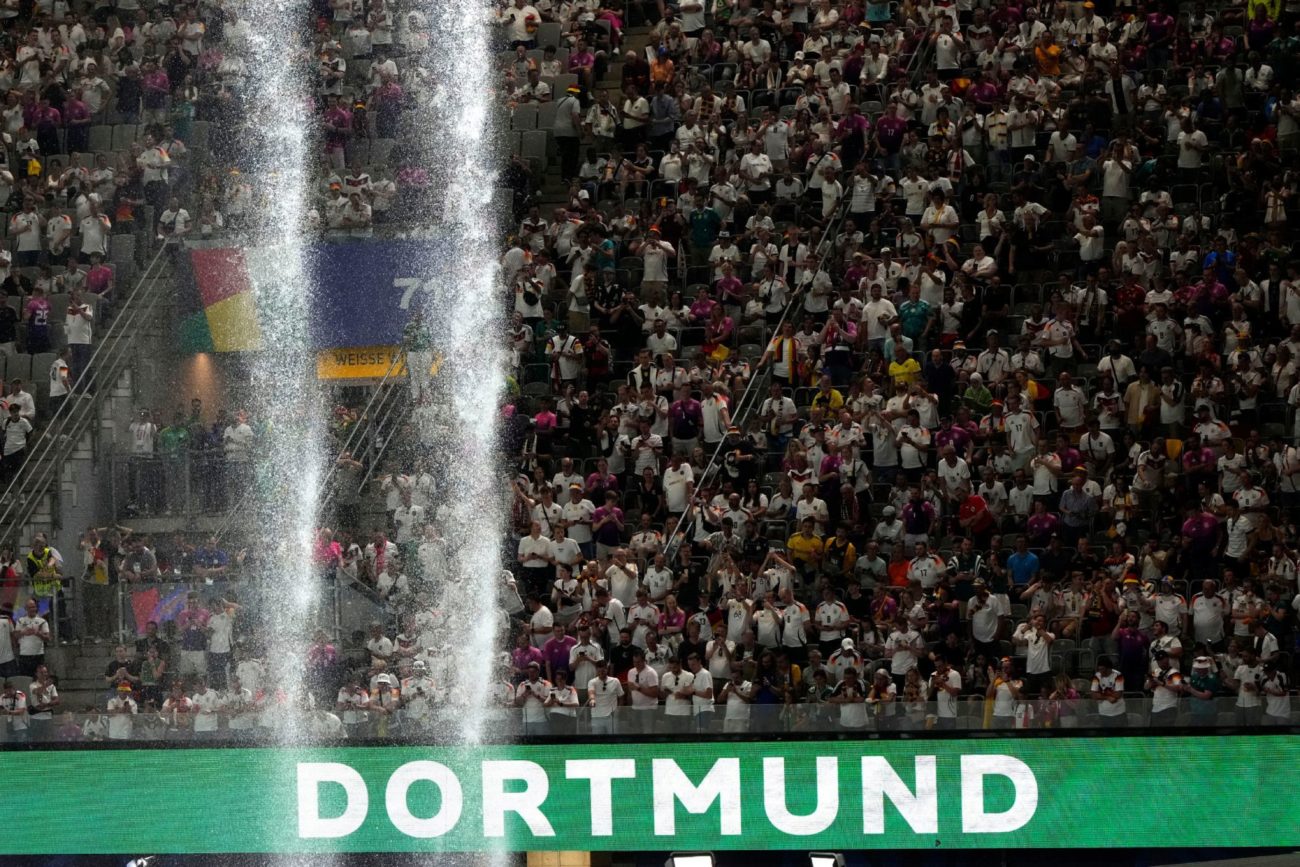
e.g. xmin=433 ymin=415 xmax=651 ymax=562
xmin=31 ymin=351 xmax=57 ymax=387
xmin=88 ymin=125 xmax=114 ymax=153
xmin=510 ymin=104 xmax=539 ymax=131
xmin=536 ymin=22 xmax=563 ymax=47
xmin=548 ymin=73 xmax=578 ymax=95
xmin=536 ymin=101 xmax=559 ymax=130
xmin=6 ymin=354 xmax=31 ymax=381
xmin=520 ymin=130 xmax=549 ymax=170
xmin=110 ymin=124 xmax=138 ymax=151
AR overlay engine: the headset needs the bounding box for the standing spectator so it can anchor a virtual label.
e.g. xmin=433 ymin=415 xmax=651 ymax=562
xmin=14 ymin=598 xmax=49 ymax=677
xmin=65 ymin=291 xmax=94 ymax=392
xmin=1 ymin=404 xmax=32 ymax=482
xmin=175 ymin=592 xmax=210 ymax=681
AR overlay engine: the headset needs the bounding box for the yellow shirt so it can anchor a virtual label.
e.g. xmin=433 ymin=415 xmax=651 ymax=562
xmin=785 ymin=532 xmax=824 ymax=564
xmin=811 ymin=388 xmax=845 ymax=411
xmin=888 ymin=357 xmax=921 ymax=388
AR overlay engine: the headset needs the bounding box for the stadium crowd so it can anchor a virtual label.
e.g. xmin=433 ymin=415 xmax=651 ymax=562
xmin=4 ymin=0 xmax=1300 ymax=739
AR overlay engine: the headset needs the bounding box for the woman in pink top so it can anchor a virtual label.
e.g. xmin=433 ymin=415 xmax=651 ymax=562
xmin=658 ymin=594 xmax=686 ymax=640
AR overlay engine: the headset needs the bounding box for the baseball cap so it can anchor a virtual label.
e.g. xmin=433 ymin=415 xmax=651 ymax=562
xmin=882 ymin=505 xmax=896 ymax=516
xmin=841 ymin=637 xmax=855 ymax=650
xmin=1192 ymin=656 xmax=1212 ymax=669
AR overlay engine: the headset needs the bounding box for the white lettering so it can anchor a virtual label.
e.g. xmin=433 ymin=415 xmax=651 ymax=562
xmin=763 ymin=756 xmax=839 ymax=836
xmin=861 ymin=756 xmax=938 ymax=834
xmin=566 ymin=759 xmax=637 ymax=836
xmin=481 ymin=761 xmax=556 ymax=838
xmin=960 ymin=755 xmax=1039 ymax=833
xmin=394 ymin=277 xmax=422 ymax=310
xmin=297 ymin=762 xmax=369 ymax=839
xmin=385 ymin=761 xmax=464 ymax=838
xmin=652 ymin=758 xmax=742 ymax=836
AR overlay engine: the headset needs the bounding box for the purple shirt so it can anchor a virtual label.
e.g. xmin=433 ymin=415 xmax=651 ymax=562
xmin=592 ymin=506 xmax=625 ymax=545
xmin=901 ymin=500 xmax=936 ymax=534
xmin=512 ymin=646 xmax=545 ymax=680
xmin=542 ymin=635 xmax=577 ymax=674
xmin=875 ymin=115 xmax=907 ymax=152
xmin=669 ymin=399 xmax=702 ymax=439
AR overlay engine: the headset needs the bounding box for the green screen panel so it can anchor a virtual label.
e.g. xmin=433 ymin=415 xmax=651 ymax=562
xmin=1 ymin=737 xmax=1294 ymax=853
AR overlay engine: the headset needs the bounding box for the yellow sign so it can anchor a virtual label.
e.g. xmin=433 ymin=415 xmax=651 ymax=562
xmin=315 ymin=347 xmax=443 ymax=381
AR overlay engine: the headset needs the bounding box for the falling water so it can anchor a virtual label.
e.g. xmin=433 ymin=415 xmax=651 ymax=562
xmin=412 ymin=0 xmax=508 ymax=745
xmin=231 ymin=0 xmax=324 ymax=733
xmin=405 ymin=0 xmax=509 ymax=860
xmin=227 ymin=0 xmax=506 ymax=856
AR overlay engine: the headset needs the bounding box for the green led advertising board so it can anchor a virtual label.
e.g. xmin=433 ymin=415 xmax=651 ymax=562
xmin=3 ymin=737 xmax=1296 ymax=853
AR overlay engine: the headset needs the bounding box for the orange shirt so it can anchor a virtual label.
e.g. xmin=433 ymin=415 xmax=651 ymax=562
xmin=888 ymin=560 xmax=911 ymax=588
xmin=1034 ymin=43 xmax=1062 ymax=77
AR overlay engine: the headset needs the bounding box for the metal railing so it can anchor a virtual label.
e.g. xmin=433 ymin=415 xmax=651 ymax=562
xmin=356 ymin=399 xmax=414 ymax=495
xmin=2 ymin=697 xmax=1294 ymax=745
xmin=663 ymin=195 xmax=854 ymax=559
xmin=0 ymin=243 xmax=172 ymax=550
xmin=212 ymin=349 xmax=411 ymax=543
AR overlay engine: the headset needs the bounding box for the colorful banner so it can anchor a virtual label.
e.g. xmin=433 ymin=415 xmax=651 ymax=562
xmin=130 ymin=587 xmax=189 ymax=633
xmin=0 ymin=737 xmax=1295 ymax=854
xmin=179 ymin=240 xmax=449 ymax=354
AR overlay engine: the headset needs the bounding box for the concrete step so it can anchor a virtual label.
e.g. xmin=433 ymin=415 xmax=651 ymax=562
xmin=69 ymin=657 xmax=116 ymax=678
xmin=58 ymin=688 xmax=107 ymax=712
xmin=60 ymin=676 xmax=109 ymax=693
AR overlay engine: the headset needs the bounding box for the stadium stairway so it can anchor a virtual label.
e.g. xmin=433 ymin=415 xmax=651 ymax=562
xmin=533 ymin=27 xmax=649 ymax=211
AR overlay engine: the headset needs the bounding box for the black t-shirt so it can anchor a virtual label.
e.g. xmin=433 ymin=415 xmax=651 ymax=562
xmin=591 ymin=282 xmax=623 ymax=319
xmin=104 ymin=658 xmax=139 ymax=680
xmin=722 ymin=438 xmax=756 ymax=485
xmin=0 ymin=306 xmax=16 ymax=343
xmin=844 ymin=590 xmax=872 ymax=621
xmin=135 ymin=636 xmax=170 ymax=658
xmin=607 ymin=641 xmax=637 ymax=679
xmin=1038 ymin=548 xmax=1075 ymax=582
xmin=676 ymin=637 xmax=707 ymax=667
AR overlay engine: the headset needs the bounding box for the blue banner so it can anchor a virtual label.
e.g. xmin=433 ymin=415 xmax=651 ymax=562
xmin=307 ymin=239 xmax=450 ymax=350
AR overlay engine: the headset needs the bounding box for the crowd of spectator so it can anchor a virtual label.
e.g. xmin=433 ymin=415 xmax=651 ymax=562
xmin=6 ymin=0 xmax=1300 ymax=740
xmin=479 ymin=0 xmax=1300 ymax=732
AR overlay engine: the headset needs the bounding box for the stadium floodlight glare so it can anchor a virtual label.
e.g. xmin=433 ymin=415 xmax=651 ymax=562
xmin=809 ymin=853 xmax=846 ymax=867
xmin=666 ymin=852 xmax=716 ymax=867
